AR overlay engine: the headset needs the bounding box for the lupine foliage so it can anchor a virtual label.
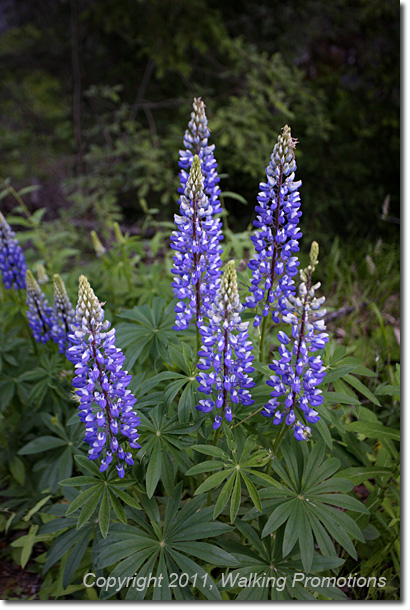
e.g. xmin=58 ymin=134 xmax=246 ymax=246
xmin=0 ymin=101 xmax=400 ymax=600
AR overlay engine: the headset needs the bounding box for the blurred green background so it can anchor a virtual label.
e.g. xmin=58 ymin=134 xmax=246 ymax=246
xmin=0 ymin=0 xmax=399 ymax=250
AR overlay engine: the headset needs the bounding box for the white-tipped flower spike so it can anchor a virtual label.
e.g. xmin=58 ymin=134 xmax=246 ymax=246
xmin=171 ymin=155 xmax=223 ymax=330
xmin=51 ymin=274 xmax=75 ymax=354
xmin=196 ymin=261 xmax=255 ymax=429
xmin=0 ymin=211 xmax=27 ymax=289
xmin=179 ymin=97 xmax=223 ymax=216
xmin=247 ymin=125 xmax=303 ymax=326
xmin=262 ymin=242 xmax=329 ymax=441
xmin=91 ymin=231 xmax=106 ymax=257
xmin=36 ymin=263 xmax=49 ymax=284
xmin=26 ymin=270 xmax=54 ymax=343
xmin=66 ymin=275 xmax=140 ymax=477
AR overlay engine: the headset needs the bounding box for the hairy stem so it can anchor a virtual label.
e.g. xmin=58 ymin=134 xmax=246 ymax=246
xmin=232 ymin=406 xmax=264 ymax=429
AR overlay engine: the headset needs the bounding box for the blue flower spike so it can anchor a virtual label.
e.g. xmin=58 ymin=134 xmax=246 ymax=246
xmin=262 ymin=242 xmax=329 ymax=441
xmin=196 ymin=260 xmax=255 ymax=430
xmin=0 ymin=211 xmax=27 ymax=290
xmin=179 ymin=96 xmax=223 ymax=217
xmin=66 ymin=275 xmax=140 ymax=477
xmin=171 ymin=153 xmax=223 ymax=331
xmin=247 ymin=125 xmax=303 ymax=326
xmin=51 ymin=274 xmax=75 ymax=354
xmin=26 ymin=270 xmax=54 ymax=344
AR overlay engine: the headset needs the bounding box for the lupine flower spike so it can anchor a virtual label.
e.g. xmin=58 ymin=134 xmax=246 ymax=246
xmin=113 ymin=222 xmax=124 ymax=244
xmin=26 ymin=270 xmax=54 ymax=343
xmin=196 ymin=260 xmax=255 ymax=429
xmin=52 ymin=274 xmax=75 ymax=354
xmin=0 ymin=212 xmax=27 ymax=289
xmin=179 ymin=97 xmax=223 ymax=216
xmin=66 ymin=275 xmax=140 ymax=477
xmin=36 ymin=263 xmax=49 ymax=285
xmin=262 ymin=242 xmax=329 ymax=440
xmin=171 ymin=155 xmax=223 ymax=331
xmin=91 ymin=230 xmax=106 ymax=258
xmin=247 ymin=125 xmax=303 ymax=327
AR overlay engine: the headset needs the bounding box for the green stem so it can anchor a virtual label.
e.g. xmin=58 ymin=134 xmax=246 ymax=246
xmin=1 ymin=177 xmax=50 ymax=265
xmin=232 ymin=406 xmax=264 ymax=429
xmin=272 ymin=420 xmax=288 ymax=456
xmin=0 ymin=178 xmax=33 ymax=220
xmin=124 ymin=266 xmax=133 ymax=293
xmin=31 ymin=335 xmax=39 ymax=357
xmin=259 ymin=315 xmax=268 ymax=362
xmin=195 ymin=324 xmax=201 ymax=363
xmin=219 ymin=193 xmax=230 ymax=233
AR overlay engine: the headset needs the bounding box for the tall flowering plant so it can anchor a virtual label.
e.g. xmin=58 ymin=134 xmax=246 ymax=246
xmin=25 ymin=270 xmax=55 ymax=343
xmin=196 ymin=261 xmax=255 ymax=429
xmin=66 ymin=275 xmax=140 ymax=477
xmin=262 ymin=242 xmax=329 ymax=440
xmin=0 ymin=211 xmax=27 ymax=290
xmin=51 ymin=274 xmax=75 ymax=354
xmin=246 ymin=126 xmax=302 ymax=355
xmin=179 ymin=97 xmax=223 ymax=216
xmin=171 ymin=155 xmax=223 ymax=333
xmin=171 ymin=98 xmax=223 ymax=335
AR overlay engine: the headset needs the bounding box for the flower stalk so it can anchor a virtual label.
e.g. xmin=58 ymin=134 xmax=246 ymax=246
xmin=67 ymin=276 xmax=140 ymax=477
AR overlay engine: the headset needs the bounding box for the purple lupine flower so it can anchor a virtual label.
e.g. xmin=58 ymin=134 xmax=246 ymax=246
xmin=0 ymin=212 xmax=27 ymax=290
xmin=51 ymin=274 xmax=75 ymax=354
xmin=179 ymin=97 xmax=223 ymax=216
xmin=171 ymin=155 xmax=223 ymax=330
xmin=196 ymin=261 xmax=255 ymax=429
xmin=26 ymin=270 xmax=54 ymax=343
xmin=262 ymin=242 xmax=329 ymax=441
xmin=66 ymin=275 xmax=140 ymax=477
xmin=246 ymin=125 xmax=303 ymax=327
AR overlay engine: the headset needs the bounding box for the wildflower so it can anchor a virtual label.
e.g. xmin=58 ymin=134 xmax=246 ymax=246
xmin=36 ymin=263 xmax=49 ymax=284
xmin=66 ymin=275 xmax=140 ymax=477
xmin=171 ymin=155 xmax=223 ymax=330
xmin=196 ymin=261 xmax=255 ymax=429
xmin=113 ymin=222 xmax=124 ymax=244
xmin=179 ymin=97 xmax=223 ymax=216
xmin=51 ymin=274 xmax=75 ymax=354
xmin=262 ymin=242 xmax=328 ymax=440
xmin=26 ymin=270 xmax=54 ymax=343
xmin=246 ymin=125 xmax=302 ymax=326
xmin=0 ymin=212 xmax=27 ymax=289
xmin=91 ymin=230 xmax=106 ymax=257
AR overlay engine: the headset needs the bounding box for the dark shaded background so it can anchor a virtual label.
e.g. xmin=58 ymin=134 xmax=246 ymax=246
xmin=0 ymin=0 xmax=399 ymax=249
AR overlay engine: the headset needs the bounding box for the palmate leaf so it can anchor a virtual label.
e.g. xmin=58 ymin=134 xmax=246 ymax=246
xmin=259 ymin=440 xmax=369 ymax=571
xmin=116 ymin=297 xmax=177 ymax=370
xmin=94 ymin=484 xmax=237 ymax=600
xmin=39 ymin=469 xmax=143 ymax=590
xmin=132 ymin=344 xmax=201 ymax=423
xmin=132 ymin=261 xmax=173 ymax=306
xmin=59 ymin=464 xmax=142 ymax=537
xmin=188 ymin=437 xmax=273 ymax=522
xmin=39 ymin=495 xmax=97 ymax=591
xmin=218 ymin=519 xmax=346 ymax=601
xmin=138 ymin=404 xmax=202 ymax=497
xmin=17 ymin=414 xmax=84 ymax=492
xmin=321 ymin=343 xmax=382 ymax=411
